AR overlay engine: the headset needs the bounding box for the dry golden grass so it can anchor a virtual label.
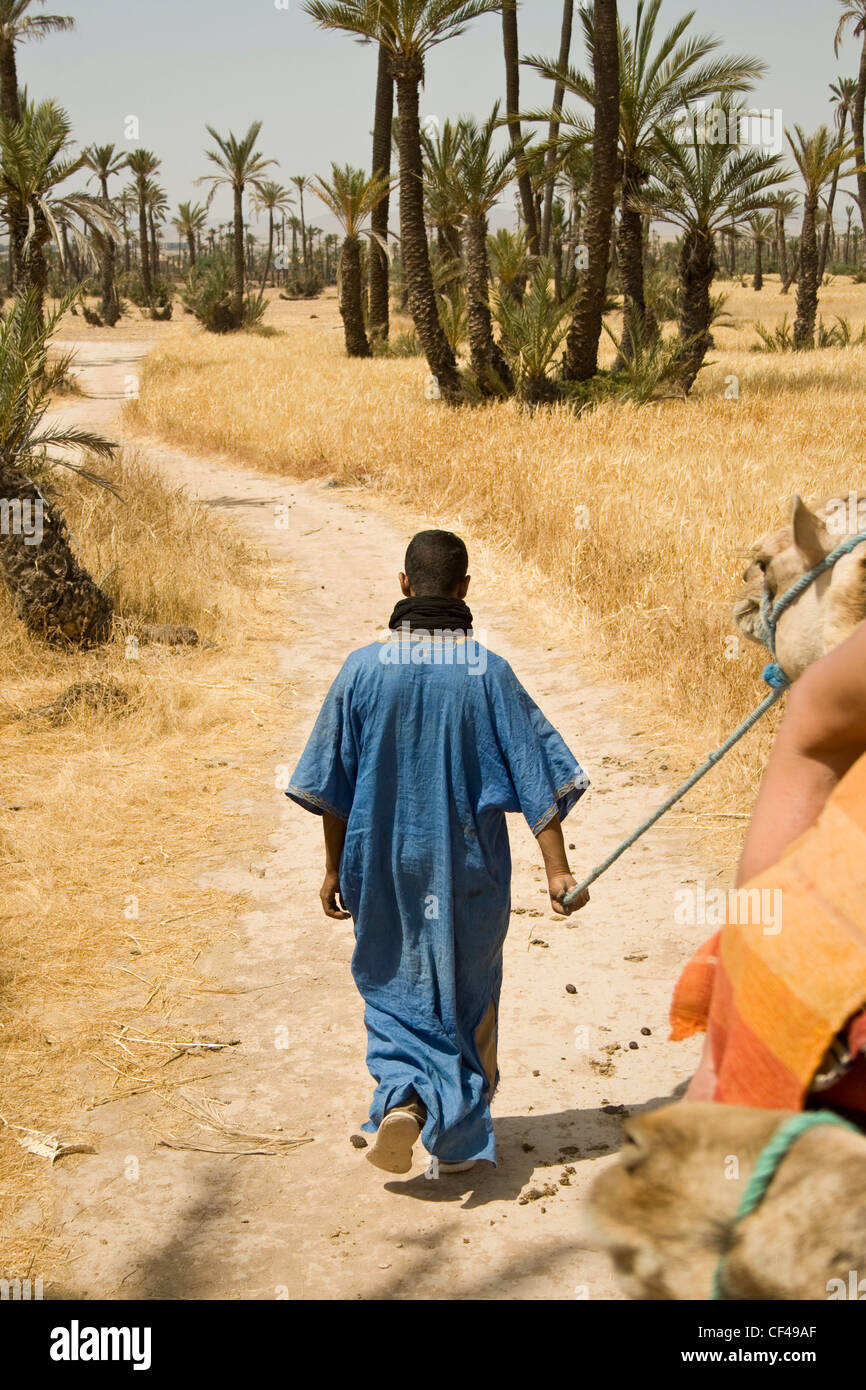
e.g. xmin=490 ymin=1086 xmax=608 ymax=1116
xmin=124 ymin=278 xmax=866 ymax=826
xmin=0 ymin=448 xmax=289 ymax=1282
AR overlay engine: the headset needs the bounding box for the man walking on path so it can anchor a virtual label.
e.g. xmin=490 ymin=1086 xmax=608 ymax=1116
xmin=288 ymin=531 xmax=590 ymax=1175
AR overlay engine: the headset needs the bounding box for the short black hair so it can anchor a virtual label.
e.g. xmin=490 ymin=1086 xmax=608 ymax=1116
xmin=404 ymin=530 xmax=468 ymax=596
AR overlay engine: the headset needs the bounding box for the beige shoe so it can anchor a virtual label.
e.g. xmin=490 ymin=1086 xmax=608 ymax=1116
xmin=366 ymin=1102 xmax=425 ymax=1174
xmin=436 ymin=1159 xmax=476 ymax=1174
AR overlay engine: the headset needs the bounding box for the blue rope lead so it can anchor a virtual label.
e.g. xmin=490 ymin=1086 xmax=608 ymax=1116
xmin=562 ymin=682 xmax=787 ymax=908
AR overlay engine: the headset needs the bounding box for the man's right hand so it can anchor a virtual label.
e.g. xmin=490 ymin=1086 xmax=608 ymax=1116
xmin=548 ymin=873 xmax=590 ymax=916
xmin=320 ymin=869 xmax=351 ymax=920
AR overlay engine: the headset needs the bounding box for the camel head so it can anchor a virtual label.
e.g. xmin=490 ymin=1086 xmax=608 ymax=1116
xmin=587 ymin=1101 xmax=866 ymax=1300
xmin=733 ymin=495 xmax=866 ymax=681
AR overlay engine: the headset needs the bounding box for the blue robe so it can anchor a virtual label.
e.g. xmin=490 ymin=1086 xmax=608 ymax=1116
xmin=287 ymin=632 xmax=588 ymax=1164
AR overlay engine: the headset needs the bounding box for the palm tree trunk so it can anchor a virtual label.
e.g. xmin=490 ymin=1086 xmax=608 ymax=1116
xmin=232 ymin=185 xmax=245 ymax=320
xmin=297 ymin=193 xmax=307 ymax=283
xmin=338 ymin=235 xmax=371 ymax=358
xmin=393 ymin=55 xmax=463 ymax=403
xmin=97 ymin=174 xmax=119 ymax=327
xmin=99 ymin=235 xmax=119 ymax=325
xmin=794 ymin=195 xmax=819 ymax=350
xmin=0 ymin=36 xmax=19 ymax=124
xmin=819 ymin=114 xmax=848 ymax=281
xmin=437 ymin=223 xmax=462 ymax=301
xmin=137 ymin=187 xmax=152 ymax=301
xmin=261 ymin=209 xmax=275 ymax=290
xmin=0 ymin=37 xmax=26 ymax=292
xmin=753 ymin=238 xmax=763 ymax=291
xmin=776 ymin=208 xmax=788 ymax=287
xmin=464 ymin=213 xmax=513 ymax=397
xmin=676 ymin=227 xmax=716 ymax=392
xmin=540 ymin=0 xmax=574 ymax=256
xmin=149 ymin=213 xmax=159 ymax=282
xmin=369 ymin=40 xmax=393 ymax=343
xmin=782 ymin=248 xmax=800 ymax=294
xmin=553 ymin=226 xmax=563 ymax=302
xmin=0 ymin=462 xmax=113 ymax=645
xmin=187 ymin=231 xmax=196 ymax=267
xmin=502 ymin=0 xmax=539 ymax=255
xmin=855 ymin=38 xmax=866 ymax=239
xmin=17 ymin=219 xmax=49 ymax=323
xmin=616 ymin=157 xmax=649 ymax=362
xmin=563 ymin=0 xmax=619 ymax=383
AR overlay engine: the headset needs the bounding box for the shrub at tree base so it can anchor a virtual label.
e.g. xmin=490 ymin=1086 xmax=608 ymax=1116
xmin=182 ymin=254 xmax=267 ymax=333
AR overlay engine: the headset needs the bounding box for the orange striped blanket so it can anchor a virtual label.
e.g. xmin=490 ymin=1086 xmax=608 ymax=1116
xmin=670 ymin=752 xmax=866 ymax=1109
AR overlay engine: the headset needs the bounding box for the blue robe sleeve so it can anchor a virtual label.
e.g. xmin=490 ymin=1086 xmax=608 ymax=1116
xmin=286 ymin=661 xmax=358 ymax=821
xmin=491 ymin=662 xmax=589 ymax=834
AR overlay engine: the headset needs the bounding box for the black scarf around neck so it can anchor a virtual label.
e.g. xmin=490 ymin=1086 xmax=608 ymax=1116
xmin=388 ymin=595 xmax=474 ymax=634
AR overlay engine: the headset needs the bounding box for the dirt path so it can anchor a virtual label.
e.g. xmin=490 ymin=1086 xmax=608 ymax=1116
xmin=41 ymin=341 xmax=716 ymax=1301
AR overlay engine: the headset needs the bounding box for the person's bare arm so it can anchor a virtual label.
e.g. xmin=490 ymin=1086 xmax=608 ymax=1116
xmin=320 ymin=810 xmax=351 ymax=920
xmin=537 ymin=817 xmax=590 ymax=916
xmin=737 ymin=621 xmax=866 ymax=885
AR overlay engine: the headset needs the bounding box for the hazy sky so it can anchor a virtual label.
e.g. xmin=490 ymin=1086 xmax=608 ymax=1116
xmin=29 ymin=0 xmax=863 ymax=239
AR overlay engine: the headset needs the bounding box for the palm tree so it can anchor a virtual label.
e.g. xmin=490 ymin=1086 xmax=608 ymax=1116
xmin=290 ymin=174 xmax=311 ymax=280
xmin=748 ymin=211 xmax=773 ymax=290
xmin=528 ymin=0 xmax=765 ymax=362
xmin=125 ymin=147 xmax=160 ymax=301
xmin=488 ymin=225 xmax=530 ymax=303
xmin=768 ymin=189 xmax=798 ymax=290
xmin=83 ymin=142 xmax=125 ymax=325
xmin=787 ymin=124 xmax=854 ymax=349
xmin=0 ymin=0 xmax=74 ymax=285
xmin=0 ymin=292 xmax=117 ymax=645
xmin=422 ymin=118 xmax=465 ymax=301
xmin=0 ymin=0 xmax=72 ymax=123
xmin=501 ymin=0 xmax=539 ymax=254
xmin=835 ymin=2 xmax=866 ymax=237
xmin=172 ymin=199 xmax=207 ymax=268
xmin=313 ymin=163 xmax=390 ymax=357
xmin=636 ymin=102 xmax=785 ymax=388
xmin=253 ymin=180 xmax=293 ymax=287
xmin=305 ymin=0 xmax=503 ymax=405
xmin=369 ymin=37 xmax=394 ymax=341
xmin=199 ymin=122 xmax=276 ymax=321
xmin=820 ymin=76 xmax=857 ymax=278
xmin=540 ymin=0 xmax=574 ymax=257
xmin=494 ymin=257 xmax=576 ymax=402
xmin=0 ymin=99 xmax=117 ymax=321
xmin=288 ymin=213 xmax=300 ymax=267
xmin=563 ymin=0 xmax=619 ymax=383
xmin=454 ymin=104 xmax=517 ymax=395
xmin=146 ymin=180 xmax=168 ymax=283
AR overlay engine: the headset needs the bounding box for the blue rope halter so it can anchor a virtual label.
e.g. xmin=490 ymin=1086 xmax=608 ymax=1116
xmin=561 ymin=526 xmax=866 ymax=910
xmin=711 ymin=1110 xmax=861 ymax=1300
xmin=757 ymin=528 xmax=866 ymax=688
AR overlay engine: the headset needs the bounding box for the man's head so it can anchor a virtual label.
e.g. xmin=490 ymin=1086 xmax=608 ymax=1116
xmin=400 ymin=530 xmax=470 ymax=599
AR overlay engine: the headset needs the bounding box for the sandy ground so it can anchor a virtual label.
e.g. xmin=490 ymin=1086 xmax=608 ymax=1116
xmin=36 ymin=339 xmax=718 ymax=1301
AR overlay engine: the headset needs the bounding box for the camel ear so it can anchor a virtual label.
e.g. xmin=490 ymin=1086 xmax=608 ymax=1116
xmin=619 ymin=1117 xmax=652 ymax=1170
xmin=791 ymin=495 xmax=828 ymax=567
